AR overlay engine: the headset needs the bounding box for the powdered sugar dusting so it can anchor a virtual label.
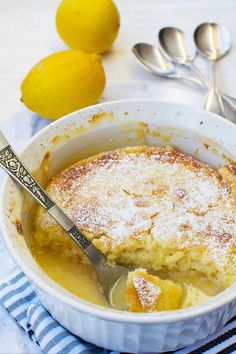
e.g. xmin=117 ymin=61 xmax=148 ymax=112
xmin=133 ymin=276 xmax=161 ymax=311
xmin=38 ymin=146 xmax=236 ymax=270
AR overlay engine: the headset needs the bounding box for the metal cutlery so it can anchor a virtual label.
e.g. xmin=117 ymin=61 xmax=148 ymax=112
xmin=0 ymin=131 xmax=129 ymax=311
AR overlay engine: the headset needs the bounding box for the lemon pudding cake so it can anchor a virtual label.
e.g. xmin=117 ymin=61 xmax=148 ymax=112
xmin=32 ymin=146 xmax=236 ymax=311
xmin=126 ymin=269 xmax=183 ymax=312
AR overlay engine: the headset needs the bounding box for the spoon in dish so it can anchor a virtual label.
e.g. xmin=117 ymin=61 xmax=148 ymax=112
xmin=194 ymin=23 xmax=231 ymax=116
xmin=0 ymin=131 xmax=128 ymax=311
xmin=159 ymin=26 xmax=236 ymax=114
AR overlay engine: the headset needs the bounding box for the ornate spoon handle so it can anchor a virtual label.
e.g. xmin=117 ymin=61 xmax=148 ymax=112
xmin=0 ymin=131 xmax=100 ymax=255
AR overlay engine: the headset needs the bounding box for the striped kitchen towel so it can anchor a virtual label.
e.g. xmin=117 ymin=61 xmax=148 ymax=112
xmin=0 ymin=270 xmax=235 ymax=354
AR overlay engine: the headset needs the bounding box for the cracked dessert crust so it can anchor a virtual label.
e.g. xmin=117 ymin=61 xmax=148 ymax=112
xmin=33 ymin=146 xmax=236 ymax=289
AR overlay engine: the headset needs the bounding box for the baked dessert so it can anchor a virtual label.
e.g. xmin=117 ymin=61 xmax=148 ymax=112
xmin=126 ymin=269 xmax=183 ymax=312
xmin=32 ymin=145 xmax=236 ymax=310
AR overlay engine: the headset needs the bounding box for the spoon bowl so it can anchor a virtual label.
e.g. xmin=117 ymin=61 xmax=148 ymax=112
xmin=132 ymin=42 xmax=205 ymax=86
xmin=159 ymin=27 xmax=196 ymax=65
xmin=158 ymin=26 xmax=208 ymax=86
xmin=194 ymin=23 xmax=231 ymax=60
xmin=132 ymin=43 xmax=176 ymax=76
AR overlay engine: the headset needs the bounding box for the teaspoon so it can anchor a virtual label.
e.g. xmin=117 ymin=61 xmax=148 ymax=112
xmin=194 ymin=23 xmax=230 ymax=116
xmin=132 ymin=43 xmax=203 ymax=86
xmin=0 ymin=131 xmax=128 ymax=311
xmin=159 ymin=27 xmax=208 ymax=86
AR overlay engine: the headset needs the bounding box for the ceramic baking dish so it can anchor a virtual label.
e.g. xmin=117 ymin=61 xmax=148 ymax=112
xmin=1 ymin=99 xmax=236 ymax=353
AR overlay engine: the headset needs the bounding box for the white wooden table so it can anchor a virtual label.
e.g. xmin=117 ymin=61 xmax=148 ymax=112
xmin=0 ymin=0 xmax=236 ymax=352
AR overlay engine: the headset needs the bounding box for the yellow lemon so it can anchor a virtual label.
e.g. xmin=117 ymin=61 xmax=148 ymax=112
xmin=21 ymin=50 xmax=106 ymax=119
xmin=56 ymin=0 xmax=120 ymax=54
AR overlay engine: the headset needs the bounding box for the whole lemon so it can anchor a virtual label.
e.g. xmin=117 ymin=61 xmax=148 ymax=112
xmin=21 ymin=50 xmax=106 ymax=119
xmin=56 ymin=0 xmax=120 ymax=53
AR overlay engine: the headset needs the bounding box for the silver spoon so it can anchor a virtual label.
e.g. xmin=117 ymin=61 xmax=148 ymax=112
xmin=159 ymin=26 xmax=236 ymax=115
xmin=159 ymin=27 xmax=208 ymax=85
xmin=132 ymin=43 xmax=204 ymax=86
xmin=194 ymin=23 xmax=231 ymax=116
xmin=0 ymin=131 xmax=128 ymax=311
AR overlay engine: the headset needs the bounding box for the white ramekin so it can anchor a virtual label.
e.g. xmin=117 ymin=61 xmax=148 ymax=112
xmin=1 ymin=100 xmax=236 ymax=353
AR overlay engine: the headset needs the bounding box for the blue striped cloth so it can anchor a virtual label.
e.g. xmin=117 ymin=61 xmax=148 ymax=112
xmin=0 ymin=270 xmax=235 ymax=354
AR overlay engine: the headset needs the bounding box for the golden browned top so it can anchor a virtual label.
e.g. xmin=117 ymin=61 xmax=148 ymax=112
xmin=37 ymin=146 xmax=236 ymax=271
